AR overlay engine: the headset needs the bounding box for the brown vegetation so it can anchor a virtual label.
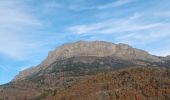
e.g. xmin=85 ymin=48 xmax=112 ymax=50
xmin=45 ymin=67 xmax=170 ymax=100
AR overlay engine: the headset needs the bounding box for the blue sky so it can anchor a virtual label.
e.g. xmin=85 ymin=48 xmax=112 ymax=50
xmin=0 ymin=0 xmax=170 ymax=85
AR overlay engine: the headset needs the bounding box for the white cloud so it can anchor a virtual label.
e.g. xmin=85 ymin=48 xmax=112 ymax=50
xmin=68 ymin=13 xmax=164 ymax=35
xmin=0 ymin=33 xmax=39 ymax=59
xmin=79 ymin=0 xmax=134 ymax=10
xmin=129 ymin=12 xmax=142 ymax=20
xmin=0 ymin=0 xmax=43 ymax=59
xmin=68 ymin=12 xmax=170 ymax=48
xmin=46 ymin=0 xmax=134 ymax=11
xmin=0 ymin=64 xmax=9 ymax=72
xmin=97 ymin=0 xmax=133 ymax=9
xmin=0 ymin=1 xmax=41 ymax=28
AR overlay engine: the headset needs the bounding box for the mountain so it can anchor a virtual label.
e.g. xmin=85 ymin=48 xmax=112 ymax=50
xmin=0 ymin=41 xmax=170 ymax=100
xmin=14 ymin=41 xmax=162 ymax=81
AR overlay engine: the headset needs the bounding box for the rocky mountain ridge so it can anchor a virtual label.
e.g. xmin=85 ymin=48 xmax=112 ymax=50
xmin=43 ymin=41 xmax=161 ymax=65
xmin=14 ymin=41 xmax=163 ymax=81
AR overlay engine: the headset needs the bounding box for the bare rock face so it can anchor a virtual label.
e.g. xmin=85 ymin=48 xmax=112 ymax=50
xmin=42 ymin=41 xmax=117 ymax=67
xmin=13 ymin=41 xmax=161 ymax=81
xmin=159 ymin=55 xmax=170 ymax=61
xmin=165 ymin=55 xmax=170 ymax=60
xmin=42 ymin=41 xmax=161 ymax=67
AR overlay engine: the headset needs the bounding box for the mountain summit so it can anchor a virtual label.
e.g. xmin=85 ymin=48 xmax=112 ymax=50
xmin=14 ymin=41 xmax=161 ymax=81
xmin=43 ymin=41 xmax=160 ymax=65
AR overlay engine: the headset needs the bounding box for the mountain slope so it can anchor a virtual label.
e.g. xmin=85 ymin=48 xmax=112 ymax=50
xmin=46 ymin=67 xmax=170 ymax=100
xmin=0 ymin=41 xmax=170 ymax=100
xmin=1 ymin=67 xmax=169 ymax=100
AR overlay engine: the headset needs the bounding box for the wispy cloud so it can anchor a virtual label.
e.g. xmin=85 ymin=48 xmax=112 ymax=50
xmin=68 ymin=13 xmax=163 ymax=34
xmin=68 ymin=11 xmax=170 ymax=48
xmin=0 ymin=64 xmax=9 ymax=72
xmin=0 ymin=0 xmax=43 ymax=59
xmin=74 ymin=0 xmax=133 ymax=11
xmin=96 ymin=0 xmax=133 ymax=9
xmin=0 ymin=33 xmax=45 ymax=59
xmin=0 ymin=1 xmax=41 ymax=26
xmin=43 ymin=0 xmax=134 ymax=11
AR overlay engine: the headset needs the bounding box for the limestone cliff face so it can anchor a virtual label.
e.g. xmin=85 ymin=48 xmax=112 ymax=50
xmin=13 ymin=41 xmax=161 ymax=81
xmin=42 ymin=41 xmax=160 ymax=67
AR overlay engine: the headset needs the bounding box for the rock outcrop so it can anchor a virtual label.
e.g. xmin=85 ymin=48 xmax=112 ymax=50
xmin=43 ymin=41 xmax=161 ymax=66
xmin=14 ymin=41 xmax=162 ymax=81
xmin=164 ymin=55 xmax=170 ymax=60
